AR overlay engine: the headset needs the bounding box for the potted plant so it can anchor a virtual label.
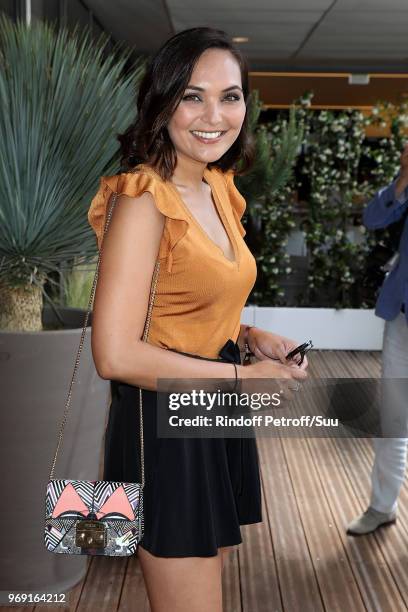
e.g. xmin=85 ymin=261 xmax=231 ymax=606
xmin=0 ymin=15 xmax=143 ymax=592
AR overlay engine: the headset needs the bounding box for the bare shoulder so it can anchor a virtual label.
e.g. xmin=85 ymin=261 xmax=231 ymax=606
xmin=100 ymin=190 xmax=165 ymax=257
xmin=112 ymin=189 xmax=165 ymax=228
xmin=90 ymin=189 xmax=165 ymax=379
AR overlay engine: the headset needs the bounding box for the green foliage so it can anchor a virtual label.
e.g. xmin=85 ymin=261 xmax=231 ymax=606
xmin=300 ymin=104 xmax=367 ymax=306
xmin=0 ymin=15 xmax=144 ymax=300
xmin=61 ymin=257 xmax=97 ymax=309
xmin=298 ymin=98 xmax=407 ymax=308
xmin=235 ymin=91 xmax=304 ymax=304
xmin=266 ymin=106 xmax=305 ymax=198
xmin=361 ymin=102 xmax=408 ymax=192
xmin=236 ymin=91 xmax=304 ymax=210
xmin=243 ymin=91 xmax=408 ymax=308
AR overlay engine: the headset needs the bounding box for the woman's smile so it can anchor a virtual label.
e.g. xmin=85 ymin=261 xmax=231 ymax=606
xmin=190 ymin=129 xmax=227 ymax=144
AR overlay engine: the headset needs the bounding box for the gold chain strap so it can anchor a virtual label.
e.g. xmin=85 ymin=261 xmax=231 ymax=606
xmin=49 ymin=191 xmax=161 ymax=488
xmin=139 ymin=257 xmax=160 ymax=486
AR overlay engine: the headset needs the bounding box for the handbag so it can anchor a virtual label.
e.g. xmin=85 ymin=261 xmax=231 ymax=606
xmin=44 ymin=191 xmax=161 ymax=556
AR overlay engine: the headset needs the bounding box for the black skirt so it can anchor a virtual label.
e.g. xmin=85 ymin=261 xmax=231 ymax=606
xmin=103 ymin=339 xmax=262 ymax=558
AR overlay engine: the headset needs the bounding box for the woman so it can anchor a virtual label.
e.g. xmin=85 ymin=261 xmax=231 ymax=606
xmin=88 ymin=27 xmax=308 ymax=612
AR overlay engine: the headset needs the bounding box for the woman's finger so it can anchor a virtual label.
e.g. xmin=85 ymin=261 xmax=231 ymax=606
xmin=299 ymin=355 xmax=309 ymax=370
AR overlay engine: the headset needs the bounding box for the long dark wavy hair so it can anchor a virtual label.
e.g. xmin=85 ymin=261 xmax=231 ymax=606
xmin=118 ymin=27 xmax=255 ymax=180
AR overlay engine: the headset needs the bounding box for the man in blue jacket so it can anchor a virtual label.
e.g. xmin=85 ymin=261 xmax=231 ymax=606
xmin=347 ymin=145 xmax=408 ymax=535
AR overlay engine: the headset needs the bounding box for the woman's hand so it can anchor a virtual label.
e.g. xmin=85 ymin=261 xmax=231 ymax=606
xmin=247 ymin=328 xmax=309 ymax=370
xmin=243 ymin=358 xmax=307 ymax=380
xmin=238 ymin=357 xmax=307 ymax=398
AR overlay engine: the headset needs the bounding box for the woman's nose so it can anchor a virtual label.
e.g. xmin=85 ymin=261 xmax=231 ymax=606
xmin=201 ymin=101 xmax=223 ymax=125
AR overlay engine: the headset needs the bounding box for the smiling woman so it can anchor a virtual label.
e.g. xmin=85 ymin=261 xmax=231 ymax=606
xmin=88 ymin=26 xmax=308 ymax=612
xmin=167 ymin=48 xmax=246 ymax=163
xmin=118 ymin=28 xmax=254 ymax=181
xmin=178 ymin=82 xmax=244 ymax=144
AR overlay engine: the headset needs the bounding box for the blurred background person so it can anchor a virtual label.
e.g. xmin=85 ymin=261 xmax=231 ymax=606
xmin=347 ymin=144 xmax=408 ymax=535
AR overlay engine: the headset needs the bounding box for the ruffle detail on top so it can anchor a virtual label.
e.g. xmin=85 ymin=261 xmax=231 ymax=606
xmin=87 ymin=167 xmax=189 ymax=273
xmin=223 ymin=170 xmax=247 ymax=237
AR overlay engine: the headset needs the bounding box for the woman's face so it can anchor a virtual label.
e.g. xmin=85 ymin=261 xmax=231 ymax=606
xmin=167 ymin=48 xmax=247 ymax=166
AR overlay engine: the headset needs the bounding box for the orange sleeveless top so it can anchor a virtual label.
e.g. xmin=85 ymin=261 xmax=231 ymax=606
xmin=88 ymin=164 xmax=257 ymax=359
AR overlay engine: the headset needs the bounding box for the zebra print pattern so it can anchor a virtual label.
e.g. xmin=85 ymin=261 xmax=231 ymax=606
xmin=44 ymin=479 xmax=144 ymax=556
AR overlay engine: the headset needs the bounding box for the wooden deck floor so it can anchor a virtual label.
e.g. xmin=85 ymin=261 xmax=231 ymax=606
xmin=10 ymin=350 xmax=408 ymax=612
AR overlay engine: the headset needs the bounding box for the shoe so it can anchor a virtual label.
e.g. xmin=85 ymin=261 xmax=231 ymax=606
xmin=346 ymin=507 xmax=397 ymax=535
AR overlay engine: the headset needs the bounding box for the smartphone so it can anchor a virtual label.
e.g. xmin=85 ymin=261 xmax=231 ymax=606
xmin=286 ymin=340 xmax=313 ymax=365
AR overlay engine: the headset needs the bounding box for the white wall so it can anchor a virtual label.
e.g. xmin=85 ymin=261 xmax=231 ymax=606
xmin=242 ymin=306 xmax=384 ymax=351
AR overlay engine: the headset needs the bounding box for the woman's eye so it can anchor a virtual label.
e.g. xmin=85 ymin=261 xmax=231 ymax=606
xmin=182 ymin=94 xmax=201 ymax=102
xmin=182 ymin=94 xmax=241 ymax=102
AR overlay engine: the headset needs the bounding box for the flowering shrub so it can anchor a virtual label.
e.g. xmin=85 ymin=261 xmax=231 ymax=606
xmin=245 ymin=93 xmax=408 ymax=308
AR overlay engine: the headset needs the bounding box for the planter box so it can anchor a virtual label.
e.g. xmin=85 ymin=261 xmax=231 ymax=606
xmin=242 ymin=306 xmax=384 ymax=351
xmin=0 ymin=307 xmax=110 ymax=592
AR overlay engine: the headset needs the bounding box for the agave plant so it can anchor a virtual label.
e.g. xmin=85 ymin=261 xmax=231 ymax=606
xmin=62 ymin=256 xmax=98 ymax=310
xmin=0 ymin=15 xmax=145 ymax=331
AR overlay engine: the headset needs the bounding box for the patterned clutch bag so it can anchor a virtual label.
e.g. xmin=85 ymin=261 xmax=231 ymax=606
xmin=45 ymin=480 xmax=143 ymax=556
xmin=44 ymin=191 xmax=160 ymax=556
